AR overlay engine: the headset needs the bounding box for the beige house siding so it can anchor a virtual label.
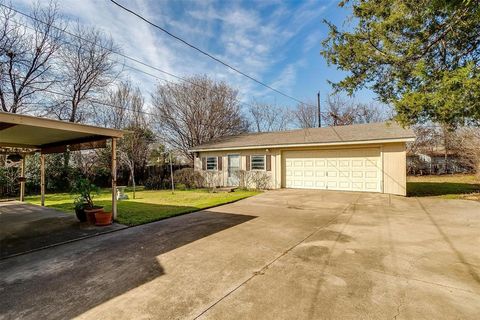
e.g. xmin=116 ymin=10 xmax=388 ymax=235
xmin=382 ymin=142 xmax=407 ymax=196
xmin=193 ymin=149 xmax=279 ymax=188
xmin=194 ymin=142 xmax=408 ymax=196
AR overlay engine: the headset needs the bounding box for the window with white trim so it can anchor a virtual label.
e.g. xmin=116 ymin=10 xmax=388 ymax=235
xmin=251 ymin=155 xmax=266 ymax=170
xmin=206 ymin=157 xmax=218 ymax=170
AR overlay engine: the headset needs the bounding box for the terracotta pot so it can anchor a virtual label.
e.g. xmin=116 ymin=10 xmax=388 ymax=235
xmin=95 ymin=211 xmax=112 ymax=226
xmin=84 ymin=207 xmax=103 ymax=225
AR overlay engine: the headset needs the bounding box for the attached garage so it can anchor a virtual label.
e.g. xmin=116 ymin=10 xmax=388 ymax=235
xmin=283 ymin=148 xmax=382 ymax=192
xmin=191 ymin=122 xmax=415 ymax=196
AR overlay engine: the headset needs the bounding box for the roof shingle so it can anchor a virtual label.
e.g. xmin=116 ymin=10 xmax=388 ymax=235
xmin=191 ymin=122 xmax=415 ymax=151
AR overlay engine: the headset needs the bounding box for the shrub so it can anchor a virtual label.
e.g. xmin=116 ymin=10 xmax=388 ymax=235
xmin=144 ymin=176 xmax=166 ymax=190
xmin=234 ymin=170 xmax=271 ymax=190
xmin=201 ymin=171 xmax=221 ymax=192
xmin=174 ymin=168 xmax=204 ymax=189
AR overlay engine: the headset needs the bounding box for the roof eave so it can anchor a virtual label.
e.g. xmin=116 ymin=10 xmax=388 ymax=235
xmin=0 ymin=112 xmax=125 ymax=138
xmin=189 ymin=137 xmax=415 ymax=152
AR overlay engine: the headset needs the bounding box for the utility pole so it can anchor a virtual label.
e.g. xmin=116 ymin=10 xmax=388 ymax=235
xmin=317 ymin=91 xmax=321 ymax=128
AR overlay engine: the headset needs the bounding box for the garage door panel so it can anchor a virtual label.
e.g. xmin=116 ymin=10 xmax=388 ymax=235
xmin=327 ymin=171 xmax=337 ymax=177
xmin=365 ymin=171 xmax=377 ymax=178
xmin=339 ymin=160 xmax=349 ymax=167
xmin=352 ymin=171 xmax=363 ymax=178
xmin=284 ymin=148 xmax=382 ymax=193
xmin=339 ymin=171 xmax=349 ymax=177
xmin=315 ymin=160 xmax=325 ymax=167
xmin=315 ymin=171 xmax=325 ymax=177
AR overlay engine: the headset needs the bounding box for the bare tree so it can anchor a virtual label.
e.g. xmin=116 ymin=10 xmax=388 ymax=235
xmin=355 ymin=103 xmax=387 ymax=123
xmin=118 ymin=126 xmax=154 ymax=199
xmin=323 ymin=94 xmax=357 ymax=126
xmin=322 ymin=94 xmax=387 ymax=126
xmin=98 ymin=81 xmax=144 ymax=129
xmin=99 ymin=81 xmax=152 ymax=198
xmin=54 ymin=22 xmax=118 ymax=123
xmin=458 ymin=127 xmax=480 ymax=179
xmin=292 ymin=103 xmax=318 ymax=128
xmin=248 ymin=102 xmax=290 ymax=132
xmin=408 ymin=124 xmax=480 ymax=175
xmin=0 ymin=1 xmax=65 ymax=114
xmin=152 ymin=75 xmax=248 ymax=161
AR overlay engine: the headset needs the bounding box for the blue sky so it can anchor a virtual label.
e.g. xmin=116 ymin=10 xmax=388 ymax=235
xmin=17 ymin=0 xmax=377 ymax=110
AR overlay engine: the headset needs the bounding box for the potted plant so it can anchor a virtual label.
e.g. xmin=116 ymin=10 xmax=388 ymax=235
xmin=74 ymin=197 xmax=87 ymax=222
xmin=94 ymin=210 xmax=113 ymax=226
xmin=72 ymin=179 xmax=103 ymax=224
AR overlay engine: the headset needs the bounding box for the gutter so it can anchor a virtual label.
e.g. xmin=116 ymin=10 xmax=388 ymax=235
xmin=189 ymin=137 xmax=415 ymax=153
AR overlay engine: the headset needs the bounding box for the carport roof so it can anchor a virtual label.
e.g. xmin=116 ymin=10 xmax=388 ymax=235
xmin=0 ymin=112 xmax=124 ymax=153
xmin=191 ymin=121 xmax=415 ymax=151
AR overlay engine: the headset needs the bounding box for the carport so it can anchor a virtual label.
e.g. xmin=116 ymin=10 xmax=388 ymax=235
xmin=0 ymin=112 xmax=124 ymax=218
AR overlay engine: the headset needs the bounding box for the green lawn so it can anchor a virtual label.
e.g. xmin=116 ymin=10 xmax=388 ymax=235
xmin=26 ymin=188 xmax=261 ymax=226
xmin=407 ymin=174 xmax=480 ymax=200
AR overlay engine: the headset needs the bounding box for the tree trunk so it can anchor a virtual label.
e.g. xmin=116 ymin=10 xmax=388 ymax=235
xmin=130 ymin=163 xmax=136 ymax=199
xmin=443 ymin=131 xmax=448 ymax=174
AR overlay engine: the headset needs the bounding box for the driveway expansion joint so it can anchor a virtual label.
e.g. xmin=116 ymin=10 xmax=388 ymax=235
xmin=192 ymin=196 xmax=361 ymax=320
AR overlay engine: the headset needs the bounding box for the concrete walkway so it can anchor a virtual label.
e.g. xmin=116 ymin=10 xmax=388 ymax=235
xmin=0 ymin=201 xmax=126 ymax=258
xmin=0 ymin=190 xmax=479 ymax=319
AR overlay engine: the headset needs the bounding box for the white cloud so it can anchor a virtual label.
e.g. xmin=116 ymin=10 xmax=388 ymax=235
xmin=304 ymin=29 xmax=323 ymax=52
xmin=15 ymin=0 xmax=329 ymax=106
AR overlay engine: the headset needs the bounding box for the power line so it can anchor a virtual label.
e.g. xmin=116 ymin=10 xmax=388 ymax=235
xmin=27 ymin=86 xmax=159 ymax=119
xmin=1 ymin=5 xmax=275 ymax=113
xmin=1 ymin=2 xmax=329 ymax=119
xmin=109 ymin=0 xmax=316 ymax=107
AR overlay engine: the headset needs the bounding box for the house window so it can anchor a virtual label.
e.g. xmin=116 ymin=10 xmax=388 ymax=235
xmin=206 ymin=157 xmax=218 ymax=170
xmin=251 ymin=155 xmax=265 ymax=170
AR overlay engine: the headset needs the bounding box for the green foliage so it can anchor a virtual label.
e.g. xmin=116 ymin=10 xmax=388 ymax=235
xmin=71 ymin=178 xmax=100 ymax=209
xmin=24 ymin=153 xmax=78 ymax=194
xmin=395 ymin=64 xmax=480 ymax=125
xmin=322 ymin=0 xmax=480 ymax=127
xmin=0 ymin=165 xmax=18 ymax=197
xmin=144 ymin=175 xmax=169 ymax=190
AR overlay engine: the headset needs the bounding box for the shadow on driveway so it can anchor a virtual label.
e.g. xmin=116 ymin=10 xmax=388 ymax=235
xmin=0 ymin=210 xmax=256 ymax=320
xmin=0 ymin=201 xmax=126 ymax=258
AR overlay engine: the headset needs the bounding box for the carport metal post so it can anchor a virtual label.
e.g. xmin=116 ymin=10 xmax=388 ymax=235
xmin=40 ymin=154 xmax=45 ymax=206
xmin=111 ymin=137 xmax=117 ymax=220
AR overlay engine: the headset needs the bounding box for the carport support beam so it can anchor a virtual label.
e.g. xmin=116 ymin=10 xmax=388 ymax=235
xmin=111 ymin=138 xmax=117 ymax=220
xmin=20 ymin=155 xmax=26 ymax=202
xmin=40 ymin=154 xmax=45 ymax=206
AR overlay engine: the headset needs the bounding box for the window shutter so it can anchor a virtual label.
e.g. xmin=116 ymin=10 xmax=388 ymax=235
xmin=218 ymin=156 xmax=223 ymax=171
xmin=202 ymin=157 xmax=206 ymax=170
xmin=246 ymin=155 xmax=250 ymax=171
xmin=266 ymin=155 xmax=271 ymax=171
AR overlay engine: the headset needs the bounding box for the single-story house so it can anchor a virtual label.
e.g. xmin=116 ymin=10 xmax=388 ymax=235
xmin=190 ymin=122 xmax=415 ymax=196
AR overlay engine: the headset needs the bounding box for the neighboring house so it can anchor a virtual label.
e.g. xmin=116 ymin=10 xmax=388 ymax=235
xmin=407 ymin=151 xmax=472 ymax=175
xmin=190 ymin=122 xmax=415 ymax=196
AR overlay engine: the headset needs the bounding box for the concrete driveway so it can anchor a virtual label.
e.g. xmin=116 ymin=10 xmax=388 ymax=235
xmin=0 ymin=201 xmax=126 ymax=258
xmin=1 ymin=190 xmax=479 ymax=319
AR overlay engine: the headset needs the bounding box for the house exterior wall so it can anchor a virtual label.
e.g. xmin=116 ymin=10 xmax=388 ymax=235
xmin=193 ymin=148 xmax=279 ymax=188
xmin=382 ymin=142 xmax=407 ymax=196
xmin=194 ymin=142 xmax=408 ymax=196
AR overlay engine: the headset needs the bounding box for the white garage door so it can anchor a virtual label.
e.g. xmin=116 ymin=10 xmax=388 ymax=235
xmin=284 ymin=148 xmax=382 ymax=192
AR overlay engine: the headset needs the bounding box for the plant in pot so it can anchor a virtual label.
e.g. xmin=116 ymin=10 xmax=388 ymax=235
xmin=72 ymin=179 xmax=106 ymax=225
xmin=74 ymin=196 xmax=87 ymax=222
